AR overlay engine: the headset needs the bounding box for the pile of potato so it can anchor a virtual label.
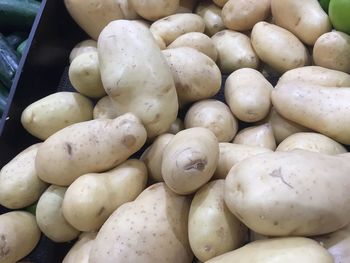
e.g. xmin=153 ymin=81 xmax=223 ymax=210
xmin=1 ymin=0 xmax=350 ymax=262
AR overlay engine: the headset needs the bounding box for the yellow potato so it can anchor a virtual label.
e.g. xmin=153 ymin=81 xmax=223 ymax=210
xmin=62 ymin=232 xmax=97 ymax=263
xmin=0 ymin=143 xmax=47 ymax=209
xmin=93 ymin=96 xmax=119 ymax=119
xmin=36 ymin=113 xmax=147 ymax=186
xmin=130 ymin=0 xmax=179 ymax=21
xmin=167 ymin=118 xmax=184 ymax=134
xmin=189 ymin=180 xmax=247 ymax=262
xmin=195 ymin=1 xmax=225 ymax=36
xmin=69 ymin=39 xmax=97 ymax=63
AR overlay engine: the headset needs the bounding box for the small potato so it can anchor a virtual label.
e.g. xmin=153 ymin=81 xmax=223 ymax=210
xmin=184 ymin=100 xmax=238 ymax=142
xmin=141 ymin=134 xmax=174 ymax=182
xmin=163 ymin=47 xmax=221 ymax=105
xmin=233 ymin=123 xmax=276 ymax=150
xmin=251 ymin=22 xmax=309 ymax=73
xmin=225 ymin=68 xmax=273 ymax=122
xmin=212 ymin=30 xmax=259 ymax=74
xmin=168 ymin=118 xmax=184 ymax=134
xmin=168 ymin=32 xmax=218 ymax=61
xmin=195 ymin=1 xmax=225 ymax=36
xmin=0 ymin=211 xmax=41 ymax=263
xmin=213 ymin=0 xmax=228 ymax=7
xmin=276 ymin=132 xmax=347 ymax=155
xmin=271 ymin=0 xmax=331 ymax=45
xmin=214 ymin=143 xmax=272 ymax=179
xmin=189 ymin=180 xmax=247 ymax=262
xmin=62 ymin=232 xmax=97 ymax=263
xmin=21 ymin=92 xmax=93 ymax=140
xmin=150 ymin=13 xmax=205 ymax=45
xmin=93 ymin=96 xmax=119 ymax=119
xmin=0 ymin=144 xmax=47 ymax=209
xmin=36 ymin=185 xmax=80 ymax=242
xmin=130 ymin=0 xmax=179 ymax=21
xmin=69 ymin=39 xmax=97 ymax=63
xmin=162 ymin=127 xmax=219 ymax=195
xmin=313 ymin=31 xmax=350 ymax=74
xmin=222 ymin=0 xmax=271 ymax=31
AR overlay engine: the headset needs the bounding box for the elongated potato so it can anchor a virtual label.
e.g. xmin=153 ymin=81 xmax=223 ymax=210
xmin=62 ymin=160 xmax=148 ymax=231
xmin=62 ymin=232 xmax=97 ymax=263
xmin=36 ymin=185 xmax=80 ymax=242
xmin=184 ymin=100 xmax=238 ymax=142
xmin=189 ymin=180 xmax=247 ymax=262
xmin=271 ymin=0 xmax=331 ymax=45
xmin=212 ymin=30 xmax=259 ymax=74
xmin=89 ymin=183 xmax=193 ymax=263
xmin=150 ymin=13 xmax=205 ymax=45
xmin=163 ymin=47 xmax=221 ymax=105
xmin=0 ymin=211 xmax=41 ymax=263
xmin=206 ymin=237 xmax=333 ymax=263
xmin=130 ymin=0 xmax=179 ymax=21
xmin=93 ymin=96 xmax=119 ymax=119
xmin=214 ymin=143 xmax=272 ymax=179
xmin=36 ymin=113 xmax=147 ymax=186
xmin=98 ymin=20 xmax=178 ymax=139
xmin=313 ymin=31 xmax=350 ymax=73
xmin=69 ymin=39 xmax=97 ymax=63
xmin=168 ymin=32 xmax=218 ymax=61
xmin=272 ymin=81 xmax=350 ymax=144
xmin=168 ymin=118 xmax=184 ymax=134
xmin=21 ymin=92 xmax=93 ymax=140
xmin=225 ymin=150 xmax=350 ymax=236
xmin=222 ymin=0 xmax=271 ymax=31
xmin=251 ymin=22 xmax=309 ymax=73
xmin=195 ymin=1 xmax=225 ymax=36
xmin=0 ymin=143 xmax=47 ymax=209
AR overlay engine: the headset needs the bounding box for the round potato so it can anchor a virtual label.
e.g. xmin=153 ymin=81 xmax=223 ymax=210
xmin=184 ymin=100 xmax=238 ymax=142
xmin=93 ymin=96 xmax=119 ymax=119
xmin=130 ymin=0 xmax=179 ymax=21
xmin=62 ymin=232 xmax=97 ymax=263
xmin=69 ymin=39 xmax=97 ymax=63
xmin=195 ymin=1 xmax=225 ymax=36
xmin=168 ymin=118 xmax=184 ymax=134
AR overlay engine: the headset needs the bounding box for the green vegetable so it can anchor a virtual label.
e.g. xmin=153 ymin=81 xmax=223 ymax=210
xmin=329 ymin=0 xmax=350 ymax=35
xmin=17 ymin=39 xmax=27 ymax=55
xmin=0 ymin=33 xmax=20 ymax=89
xmin=0 ymin=82 xmax=8 ymax=115
xmin=319 ymin=0 xmax=330 ymax=12
xmin=6 ymin=31 xmax=26 ymax=49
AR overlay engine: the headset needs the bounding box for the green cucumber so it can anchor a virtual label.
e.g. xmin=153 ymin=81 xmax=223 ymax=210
xmin=6 ymin=31 xmax=26 ymax=49
xmin=17 ymin=39 xmax=27 ymax=55
xmin=0 ymin=82 xmax=8 ymax=115
xmin=0 ymin=33 xmax=19 ymax=89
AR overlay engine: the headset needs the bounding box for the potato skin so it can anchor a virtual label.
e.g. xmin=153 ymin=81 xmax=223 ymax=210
xmin=195 ymin=1 xmax=225 ymax=36
xmin=93 ymin=96 xmax=119 ymax=119
xmin=130 ymin=0 xmax=179 ymax=21
xmin=69 ymin=39 xmax=97 ymax=63
xmin=62 ymin=232 xmax=97 ymax=263
xmin=0 ymin=211 xmax=41 ymax=263
xmin=35 ymin=113 xmax=147 ymax=186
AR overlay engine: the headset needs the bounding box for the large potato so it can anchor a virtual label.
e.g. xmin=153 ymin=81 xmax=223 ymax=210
xmin=272 ymin=81 xmax=350 ymax=144
xmin=162 ymin=127 xmax=219 ymax=195
xmin=206 ymin=237 xmax=333 ymax=263
xmin=189 ymin=180 xmax=247 ymax=262
xmin=36 ymin=185 xmax=80 ymax=242
xmin=271 ymin=0 xmax=331 ymax=45
xmin=313 ymin=31 xmax=350 ymax=74
xmin=195 ymin=1 xmax=225 ymax=36
xmin=62 ymin=232 xmax=97 ymax=263
xmin=130 ymin=0 xmax=179 ymax=21
xmin=0 ymin=144 xmax=47 ymax=209
xmin=225 ymin=68 xmax=272 ymax=122
xmin=21 ymin=92 xmax=93 ymax=140
xmin=62 ymin=159 xmax=147 ymax=231
xmin=69 ymin=39 xmax=97 ymax=63
xmin=0 ymin=211 xmax=41 ymax=263
xmin=251 ymin=22 xmax=309 ymax=73
xmin=163 ymin=47 xmax=221 ymax=105
xmin=225 ymin=150 xmax=350 ymax=236
xmin=89 ymin=183 xmax=193 ymax=263
xmin=212 ymin=30 xmax=259 ymax=74
xmin=36 ymin=113 xmax=147 ymax=186
xmin=93 ymin=96 xmax=119 ymax=119
xmin=98 ymin=20 xmax=178 ymax=139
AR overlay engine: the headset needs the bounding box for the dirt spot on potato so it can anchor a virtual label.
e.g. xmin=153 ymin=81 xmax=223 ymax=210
xmin=122 ymin=135 xmax=136 ymax=148
xmin=269 ymin=167 xmax=293 ymax=189
xmin=0 ymin=235 xmax=10 ymax=258
xmin=183 ymin=158 xmax=207 ymax=171
xmin=65 ymin=143 xmax=73 ymax=156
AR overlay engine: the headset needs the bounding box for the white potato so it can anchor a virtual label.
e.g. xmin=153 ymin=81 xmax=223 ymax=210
xmin=130 ymin=0 xmax=179 ymax=21
xmin=69 ymin=39 xmax=97 ymax=63
xmin=62 ymin=232 xmax=97 ymax=263
xmin=195 ymin=1 xmax=225 ymax=36
xmin=93 ymin=96 xmax=119 ymax=119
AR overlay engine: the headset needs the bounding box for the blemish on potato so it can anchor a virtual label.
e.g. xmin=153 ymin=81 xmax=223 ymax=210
xmin=65 ymin=142 xmax=73 ymax=156
xmin=0 ymin=235 xmax=9 ymax=258
xmin=122 ymin=135 xmax=136 ymax=147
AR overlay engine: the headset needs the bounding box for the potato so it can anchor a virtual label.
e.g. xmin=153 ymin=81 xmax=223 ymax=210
xmin=195 ymin=1 xmax=225 ymax=36
xmin=176 ymin=0 xmax=197 ymax=13
xmin=36 ymin=185 xmax=80 ymax=242
xmin=168 ymin=118 xmax=184 ymax=134
xmin=271 ymin=0 xmax=331 ymax=45
xmin=89 ymin=183 xmax=193 ymax=263
xmin=225 ymin=68 xmax=272 ymax=122
xmin=233 ymin=123 xmax=276 ymax=150
xmin=62 ymin=232 xmax=97 ymax=263
xmin=213 ymin=0 xmax=228 ymax=7
xmin=62 ymin=159 xmax=147 ymax=231
xmin=117 ymin=0 xmax=139 ymax=20
xmin=225 ymin=150 xmax=350 ymax=236
xmin=93 ymin=96 xmax=119 ymax=119
xmin=214 ymin=143 xmax=272 ymax=179
xmin=212 ymin=30 xmax=259 ymax=74
xmin=313 ymin=31 xmax=350 ymax=74
xmin=206 ymin=237 xmax=333 ymax=263
xmin=0 ymin=144 xmax=47 ymax=209
xmin=150 ymin=13 xmax=205 ymax=45
xmin=0 ymin=211 xmax=41 ymax=263
xmin=222 ymin=0 xmax=271 ymax=31
xmin=162 ymin=127 xmax=219 ymax=195
xmin=189 ymin=180 xmax=247 ymax=262
xmin=141 ymin=134 xmax=174 ymax=182
xmin=69 ymin=39 xmax=97 ymax=63
xmin=168 ymin=32 xmax=218 ymax=61
xmin=152 ymin=32 xmax=167 ymax=50
xmin=36 ymin=113 xmax=147 ymax=186
xmin=98 ymin=20 xmax=178 ymax=139
xmin=272 ymin=81 xmax=350 ymax=144
xmin=69 ymin=52 xmax=106 ymax=98
xmin=251 ymin=22 xmax=309 ymax=73
xmin=276 ymin=132 xmax=347 ymax=155
xmin=21 ymin=92 xmax=93 ymax=140
xmin=184 ymin=100 xmax=238 ymax=142
xmin=162 ymin=47 xmax=221 ymax=105
xmin=130 ymin=0 xmax=179 ymax=21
